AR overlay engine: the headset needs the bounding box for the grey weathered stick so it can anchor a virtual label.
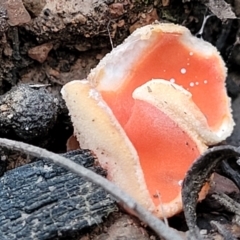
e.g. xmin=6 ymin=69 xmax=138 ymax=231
xmin=0 ymin=138 xmax=183 ymax=240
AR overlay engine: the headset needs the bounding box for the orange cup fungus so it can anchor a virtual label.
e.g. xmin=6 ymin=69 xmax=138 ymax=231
xmin=61 ymin=23 xmax=234 ymax=218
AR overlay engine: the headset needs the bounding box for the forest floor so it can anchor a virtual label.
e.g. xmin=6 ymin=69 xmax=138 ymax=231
xmin=1 ymin=0 xmax=240 ymax=239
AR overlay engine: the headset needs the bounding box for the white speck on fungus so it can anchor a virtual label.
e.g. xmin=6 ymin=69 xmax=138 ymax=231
xmin=181 ymin=68 xmax=187 ymax=74
xmin=178 ymin=180 xmax=183 ymax=186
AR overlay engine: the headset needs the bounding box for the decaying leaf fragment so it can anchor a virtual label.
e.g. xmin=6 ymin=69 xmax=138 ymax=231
xmin=202 ymin=0 xmax=237 ymax=20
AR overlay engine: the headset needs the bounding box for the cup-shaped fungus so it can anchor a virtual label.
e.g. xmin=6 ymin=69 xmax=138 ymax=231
xmin=61 ymin=23 xmax=234 ymax=218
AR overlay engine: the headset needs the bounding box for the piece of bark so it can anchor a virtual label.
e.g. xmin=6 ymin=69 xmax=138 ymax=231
xmin=0 ymin=149 xmax=116 ymax=240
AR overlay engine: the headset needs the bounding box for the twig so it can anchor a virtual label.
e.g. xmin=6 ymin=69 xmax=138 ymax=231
xmin=212 ymin=192 xmax=240 ymax=215
xmin=156 ymin=191 xmax=169 ymax=227
xmin=195 ymin=13 xmax=214 ymax=39
xmin=210 ymin=221 xmax=238 ymax=240
xmin=107 ymin=20 xmax=114 ymax=49
xmin=212 ymin=192 xmax=240 ymax=226
xmin=12 ymin=27 xmax=21 ymax=60
xmin=0 ymin=138 xmax=183 ymax=240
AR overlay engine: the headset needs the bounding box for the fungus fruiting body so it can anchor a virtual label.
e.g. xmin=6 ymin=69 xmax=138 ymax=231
xmin=61 ymin=23 xmax=234 ymax=218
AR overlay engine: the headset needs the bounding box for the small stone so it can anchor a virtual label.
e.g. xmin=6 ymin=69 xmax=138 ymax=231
xmin=75 ymin=42 xmax=91 ymax=52
xmin=0 ymin=104 xmax=8 ymax=112
xmin=109 ymin=3 xmax=125 ymax=17
xmin=104 ymin=215 xmax=149 ymax=240
xmin=154 ymin=0 xmax=160 ymax=6
xmin=117 ymin=19 xmax=125 ymax=28
xmin=1 ymin=155 xmax=7 ymax=161
xmin=210 ymin=173 xmax=239 ymax=195
xmin=96 ymin=53 xmax=104 ymax=60
xmin=48 ymin=68 xmax=60 ymax=78
xmin=22 ymin=0 xmax=46 ymax=17
xmin=28 ymin=43 xmax=53 ymax=63
xmin=200 ymin=229 xmax=208 ymax=235
xmin=80 ymin=236 xmax=90 ymax=240
xmin=71 ymin=13 xmax=87 ymax=25
xmin=129 ymin=8 xmax=159 ymax=33
xmin=162 ymin=0 xmax=170 ymax=6
xmin=4 ymin=0 xmax=31 ymax=26
xmin=3 ymin=44 xmax=13 ymax=57
xmin=150 ymin=236 xmax=156 ymax=240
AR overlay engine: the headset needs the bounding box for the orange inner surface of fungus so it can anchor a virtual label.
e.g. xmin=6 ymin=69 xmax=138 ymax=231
xmin=124 ymin=100 xmax=200 ymax=205
xmin=101 ymin=32 xmax=227 ymax=131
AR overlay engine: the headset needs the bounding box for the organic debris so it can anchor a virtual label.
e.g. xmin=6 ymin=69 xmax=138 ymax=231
xmin=182 ymin=145 xmax=240 ymax=239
